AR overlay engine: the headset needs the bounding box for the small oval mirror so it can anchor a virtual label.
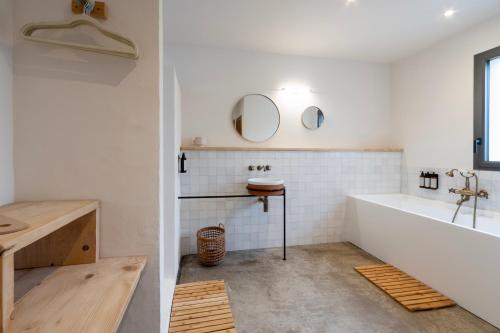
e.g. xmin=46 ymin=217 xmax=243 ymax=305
xmin=232 ymin=94 xmax=280 ymax=142
xmin=302 ymin=106 xmax=324 ymax=130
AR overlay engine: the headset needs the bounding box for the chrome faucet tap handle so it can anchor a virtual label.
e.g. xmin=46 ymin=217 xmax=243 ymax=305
xmin=264 ymin=165 xmax=271 ymax=171
xmin=248 ymin=165 xmax=255 ymax=171
xmin=478 ymin=190 xmax=489 ymax=199
xmin=257 ymin=165 xmax=264 ymax=171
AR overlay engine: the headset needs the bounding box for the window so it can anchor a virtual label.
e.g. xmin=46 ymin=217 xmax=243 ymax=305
xmin=474 ymin=46 xmax=500 ymax=170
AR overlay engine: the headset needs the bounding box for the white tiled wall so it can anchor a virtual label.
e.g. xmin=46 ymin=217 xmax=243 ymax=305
xmin=402 ymin=165 xmax=500 ymax=213
xmin=180 ymin=150 xmax=401 ymax=254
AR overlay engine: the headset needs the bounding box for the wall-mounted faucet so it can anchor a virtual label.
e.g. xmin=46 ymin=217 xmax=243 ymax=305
xmin=249 ymin=165 xmax=271 ymax=172
xmin=446 ymin=169 xmax=488 ymax=228
xmin=257 ymin=165 xmax=271 ymax=171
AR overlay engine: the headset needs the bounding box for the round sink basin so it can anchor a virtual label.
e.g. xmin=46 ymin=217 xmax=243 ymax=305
xmin=248 ymin=178 xmax=284 ymax=186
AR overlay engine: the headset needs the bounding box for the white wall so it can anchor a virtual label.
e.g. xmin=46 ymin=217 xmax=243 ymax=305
xmin=0 ymin=0 xmax=14 ymax=205
xmin=171 ymin=45 xmax=394 ymax=149
xmin=13 ymin=1 xmax=162 ymax=332
xmin=160 ymin=64 xmax=182 ymax=324
xmin=392 ymin=14 xmax=500 ymax=169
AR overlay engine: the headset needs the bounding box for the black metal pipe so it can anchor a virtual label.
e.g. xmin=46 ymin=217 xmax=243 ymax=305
xmin=283 ymin=188 xmax=286 ymax=261
xmin=179 ymin=194 xmax=256 ymax=199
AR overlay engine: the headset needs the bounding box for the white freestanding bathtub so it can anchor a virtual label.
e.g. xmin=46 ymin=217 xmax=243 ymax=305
xmin=344 ymin=194 xmax=500 ymax=328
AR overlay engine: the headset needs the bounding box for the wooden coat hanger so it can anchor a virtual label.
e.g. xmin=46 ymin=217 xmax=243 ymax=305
xmin=21 ymin=15 xmax=139 ymax=59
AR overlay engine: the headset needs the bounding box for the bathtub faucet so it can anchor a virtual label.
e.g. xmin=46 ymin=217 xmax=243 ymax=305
xmin=446 ymin=169 xmax=489 ymax=229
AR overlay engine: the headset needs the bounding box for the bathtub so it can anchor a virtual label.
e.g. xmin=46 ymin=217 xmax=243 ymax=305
xmin=344 ymin=194 xmax=500 ymax=328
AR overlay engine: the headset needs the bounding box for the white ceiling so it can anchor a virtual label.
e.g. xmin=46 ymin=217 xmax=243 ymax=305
xmin=167 ymin=0 xmax=500 ymax=63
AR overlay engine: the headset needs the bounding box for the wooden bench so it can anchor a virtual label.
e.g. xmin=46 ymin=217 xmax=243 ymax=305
xmin=169 ymin=280 xmax=236 ymax=333
xmin=0 ymin=201 xmax=146 ymax=333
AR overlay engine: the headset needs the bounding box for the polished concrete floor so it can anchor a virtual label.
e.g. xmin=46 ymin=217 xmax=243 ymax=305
xmin=179 ymin=243 xmax=500 ymax=333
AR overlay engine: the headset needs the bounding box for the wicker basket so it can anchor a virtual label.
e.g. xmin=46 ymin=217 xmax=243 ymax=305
xmin=197 ymin=224 xmax=225 ymax=266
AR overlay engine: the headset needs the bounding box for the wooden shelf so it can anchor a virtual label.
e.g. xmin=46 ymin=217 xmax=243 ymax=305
xmin=0 ymin=201 xmax=99 ymax=256
xmin=14 ymin=256 xmax=146 ymax=333
xmin=181 ymin=146 xmax=403 ymax=152
xmin=0 ymin=200 xmax=145 ymax=332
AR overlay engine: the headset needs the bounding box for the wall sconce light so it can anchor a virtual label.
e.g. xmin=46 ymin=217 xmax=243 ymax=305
xmin=280 ymin=86 xmax=313 ymax=94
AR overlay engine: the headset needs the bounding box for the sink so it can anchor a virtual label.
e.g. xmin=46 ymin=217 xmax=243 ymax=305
xmin=248 ymin=178 xmax=284 ymax=186
xmin=247 ymin=178 xmax=285 ymax=199
xmin=247 ymin=178 xmax=285 ymax=212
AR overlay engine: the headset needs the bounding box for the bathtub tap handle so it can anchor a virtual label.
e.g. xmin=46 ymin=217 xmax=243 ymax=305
xmin=478 ymin=190 xmax=489 ymax=199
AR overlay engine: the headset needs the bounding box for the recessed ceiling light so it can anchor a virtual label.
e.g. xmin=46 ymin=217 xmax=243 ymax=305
xmin=346 ymin=0 xmax=356 ymax=5
xmin=443 ymin=9 xmax=455 ymax=18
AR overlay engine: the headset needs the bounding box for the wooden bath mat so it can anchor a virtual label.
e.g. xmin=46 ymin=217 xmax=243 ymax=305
xmin=355 ymin=264 xmax=456 ymax=311
xmin=169 ymin=280 xmax=236 ymax=333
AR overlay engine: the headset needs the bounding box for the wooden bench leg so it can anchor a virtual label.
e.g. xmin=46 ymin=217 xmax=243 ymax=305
xmin=0 ymin=254 xmax=13 ymax=333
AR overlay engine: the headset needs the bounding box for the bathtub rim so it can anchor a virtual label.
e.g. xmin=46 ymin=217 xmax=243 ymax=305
xmin=347 ymin=193 xmax=500 ymax=239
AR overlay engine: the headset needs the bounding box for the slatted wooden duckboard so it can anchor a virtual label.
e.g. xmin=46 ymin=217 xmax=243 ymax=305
xmin=355 ymin=264 xmax=456 ymax=312
xmin=169 ymin=280 xmax=236 ymax=333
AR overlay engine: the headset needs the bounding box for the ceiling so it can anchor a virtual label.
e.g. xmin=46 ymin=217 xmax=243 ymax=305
xmin=166 ymin=0 xmax=500 ymax=63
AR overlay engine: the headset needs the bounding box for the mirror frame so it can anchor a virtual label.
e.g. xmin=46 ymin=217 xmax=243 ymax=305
xmin=301 ymin=106 xmax=324 ymax=130
xmin=231 ymin=94 xmax=281 ymax=143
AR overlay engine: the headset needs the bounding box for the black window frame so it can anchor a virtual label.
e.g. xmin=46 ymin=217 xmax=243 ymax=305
xmin=474 ymin=45 xmax=500 ymax=171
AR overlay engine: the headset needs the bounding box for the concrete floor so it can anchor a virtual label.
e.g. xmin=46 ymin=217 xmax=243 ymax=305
xmin=179 ymin=243 xmax=500 ymax=333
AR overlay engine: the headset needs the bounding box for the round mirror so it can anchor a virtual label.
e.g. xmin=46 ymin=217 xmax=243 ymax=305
xmin=302 ymin=106 xmax=324 ymax=130
xmin=232 ymin=94 xmax=280 ymax=142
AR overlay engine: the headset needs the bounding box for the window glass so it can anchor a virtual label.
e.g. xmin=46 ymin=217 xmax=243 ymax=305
xmin=488 ymin=57 xmax=500 ymax=161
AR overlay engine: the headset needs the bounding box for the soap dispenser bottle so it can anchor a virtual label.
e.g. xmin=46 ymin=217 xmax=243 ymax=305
xmin=419 ymin=172 xmax=425 ymax=188
xmin=424 ymin=172 xmax=431 ymax=189
xmin=430 ymin=172 xmax=439 ymax=190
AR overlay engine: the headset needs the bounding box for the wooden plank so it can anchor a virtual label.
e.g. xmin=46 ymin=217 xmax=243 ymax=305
xmin=170 ymin=313 xmax=234 ymax=327
xmin=176 ymin=285 xmax=225 ymax=292
xmin=377 ymin=279 xmax=422 ymax=287
xmin=173 ymin=297 xmax=229 ymax=308
xmin=390 ymin=288 xmax=435 ymax=297
xmin=172 ymin=304 xmax=231 ymax=317
xmin=71 ymin=0 xmax=107 ymax=19
xmin=182 ymin=323 xmax=235 ymax=333
xmin=401 ymin=296 xmax=450 ymax=306
xmin=355 ymin=264 xmax=456 ymax=312
xmin=173 ymin=300 xmax=230 ymax=312
xmin=170 ymin=319 xmax=235 ymax=333
xmin=0 ymin=201 xmax=99 ymax=255
xmin=397 ymin=292 xmax=441 ymax=302
xmin=171 ymin=309 xmax=232 ymax=322
xmin=170 ymin=281 xmax=235 ymax=333
xmin=407 ymin=300 xmax=456 ymax=311
xmin=181 ymin=146 xmax=403 ymax=153
xmin=370 ymin=276 xmax=415 ymax=284
xmin=381 ymin=285 xmax=429 ymax=294
xmin=376 ymin=279 xmax=422 ymax=287
xmin=14 ymin=256 xmax=146 ymax=333
xmin=176 ymin=285 xmax=225 ymax=293
xmin=0 ymin=254 xmax=13 ymax=333
xmin=174 ymin=291 xmax=227 ymax=300
xmin=14 ymin=210 xmax=98 ymax=269
xmin=176 ymin=280 xmax=224 ymax=288
xmin=176 ymin=284 xmax=225 ymax=291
